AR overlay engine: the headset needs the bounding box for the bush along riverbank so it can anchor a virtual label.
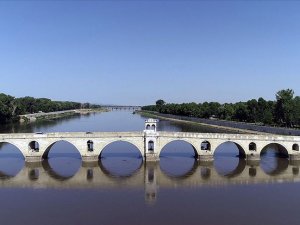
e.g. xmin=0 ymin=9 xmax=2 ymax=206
xmin=138 ymin=110 xmax=266 ymax=134
xmin=138 ymin=110 xmax=300 ymax=135
xmin=141 ymin=89 xmax=300 ymax=135
xmin=0 ymin=92 xmax=103 ymax=124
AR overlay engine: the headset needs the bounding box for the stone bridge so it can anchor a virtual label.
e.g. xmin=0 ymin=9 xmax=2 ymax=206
xmin=0 ymin=119 xmax=300 ymax=162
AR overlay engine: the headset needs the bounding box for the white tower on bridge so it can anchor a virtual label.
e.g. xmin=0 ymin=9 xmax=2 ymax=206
xmin=144 ymin=118 xmax=158 ymax=132
xmin=144 ymin=119 xmax=159 ymax=161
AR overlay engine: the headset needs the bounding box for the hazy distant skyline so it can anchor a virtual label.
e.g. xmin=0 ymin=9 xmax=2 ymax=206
xmin=0 ymin=1 xmax=300 ymax=105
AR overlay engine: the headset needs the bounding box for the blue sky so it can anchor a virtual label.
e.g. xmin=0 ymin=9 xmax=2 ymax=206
xmin=0 ymin=1 xmax=300 ymax=105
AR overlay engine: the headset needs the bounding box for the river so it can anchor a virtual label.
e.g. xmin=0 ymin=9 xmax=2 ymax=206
xmin=0 ymin=110 xmax=299 ymax=225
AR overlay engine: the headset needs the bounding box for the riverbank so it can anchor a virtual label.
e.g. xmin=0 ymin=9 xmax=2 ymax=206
xmin=138 ymin=110 xmax=300 ymax=135
xmin=138 ymin=111 xmax=264 ymax=134
xmin=20 ymin=108 xmax=108 ymax=123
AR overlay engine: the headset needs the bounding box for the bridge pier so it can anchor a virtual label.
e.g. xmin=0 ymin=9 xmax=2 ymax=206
xmin=246 ymin=159 xmax=260 ymax=167
xmin=25 ymin=156 xmax=43 ymax=162
xmin=198 ymin=155 xmax=214 ymax=162
xmin=81 ymin=155 xmax=99 ymax=162
xmin=145 ymin=153 xmax=159 ymax=161
xmin=290 ymin=154 xmax=300 ymax=161
xmin=246 ymin=153 xmax=260 ymax=161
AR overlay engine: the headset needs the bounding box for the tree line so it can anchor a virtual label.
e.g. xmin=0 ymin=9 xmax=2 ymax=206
xmin=142 ymin=89 xmax=300 ymax=128
xmin=0 ymin=93 xmax=101 ymax=123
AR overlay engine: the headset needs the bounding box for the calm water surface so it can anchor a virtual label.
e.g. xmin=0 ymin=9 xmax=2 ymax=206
xmin=0 ymin=111 xmax=299 ymax=225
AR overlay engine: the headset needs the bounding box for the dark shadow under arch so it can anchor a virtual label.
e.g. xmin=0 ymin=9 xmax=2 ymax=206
xmin=260 ymin=157 xmax=289 ymax=176
xmin=260 ymin=143 xmax=289 ymax=158
xmin=292 ymin=144 xmax=299 ymax=151
xmin=0 ymin=170 xmax=14 ymax=180
xmin=249 ymin=142 xmax=257 ymax=151
xmin=260 ymin=143 xmax=289 ymax=175
xmin=201 ymin=140 xmax=211 ymax=151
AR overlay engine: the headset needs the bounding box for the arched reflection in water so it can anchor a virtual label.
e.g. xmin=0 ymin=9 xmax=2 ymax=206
xmin=214 ymin=142 xmax=246 ymax=177
xmin=0 ymin=142 xmax=25 ymax=179
xmin=99 ymin=141 xmax=143 ymax=178
xmin=160 ymin=140 xmax=198 ymax=178
xmin=42 ymin=141 xmax=81 ymax=180
xmin=260 ymin=143 xmax=289 ymax=175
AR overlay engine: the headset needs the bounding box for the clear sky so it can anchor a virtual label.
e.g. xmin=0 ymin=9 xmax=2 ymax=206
xmin=0 ymin=1 xmax=300 ymax=105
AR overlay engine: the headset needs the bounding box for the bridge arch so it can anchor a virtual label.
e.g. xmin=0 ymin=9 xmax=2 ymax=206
xmin=0 ymin=142 xmax=26 ymax=179
xmin=159 ymin=140 xmax=198 ymax=158
xmin=0 ymin=141 xmax=25 ymax=159
xmin=260 ymin=143 xmax=289 ymax=158
xmin=151 ymin=124 xmax=156 ymax=130
xmin=99 ymin=140 xmax=143 ymax=158
xmin=42 ymin=140 xmax=82 ymax=159
xmin=213 ymin=141 xmax=247 ymax=158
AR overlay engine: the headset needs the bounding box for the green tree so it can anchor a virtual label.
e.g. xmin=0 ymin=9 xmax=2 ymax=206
xmin=233 ymin=102 xmax=249 ymax=122
xmin=0 ymin=93 xmax=15 ymax=122
xmin=156 ymin=99 xmax=165 ymax=107
xmin=275 ymin=89 xmax=295 ymax=127
xmin=246 ymin=99 xmax=259 ymax=123
xmin=292 ymin=96 xmax=300 ymax=126
xmin=155 ymin=99 xmax=165 ymax=113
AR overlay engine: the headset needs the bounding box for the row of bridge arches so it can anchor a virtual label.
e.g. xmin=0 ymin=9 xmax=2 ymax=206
xmin=1 ymin=139 xmax=300 ymax=160
xmin=0 ymin=139 xmax=298 ymax=181
xmin=147 ymin=140 xmax=300 ymax=157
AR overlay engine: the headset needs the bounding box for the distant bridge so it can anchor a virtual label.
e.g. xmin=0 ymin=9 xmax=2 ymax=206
xmin=101 ymin=105 xmax=141 ymax=111
xmin=0 ymin=119 xmax=300 ymax=162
